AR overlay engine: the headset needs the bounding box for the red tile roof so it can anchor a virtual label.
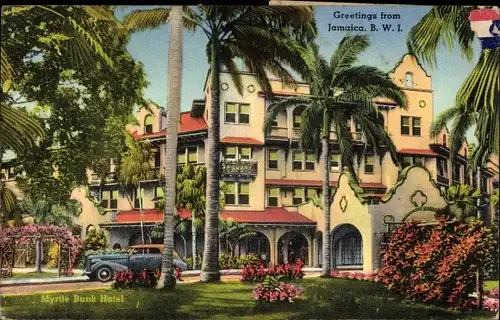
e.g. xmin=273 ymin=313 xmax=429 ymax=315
xmin=221 ymin=207 xmax=315 ymax=225
xmin=132 ymin=112 xmax=207 ymax=140
xmin=265 ymin=179 xmax=386 ymax=190
xmin=220 ymin=137 xmax=264 ymax=145
xmin=398 ymin=149 xmax=438 ymax=156
xmin=114 ymin=208 xmax=191 ymax=223
xmin=114 ymin=208 xmax=314 ymax=225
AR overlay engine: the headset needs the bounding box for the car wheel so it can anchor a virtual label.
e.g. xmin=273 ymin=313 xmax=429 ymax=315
xmin=95 ymin=266 xmax=113 ymax=282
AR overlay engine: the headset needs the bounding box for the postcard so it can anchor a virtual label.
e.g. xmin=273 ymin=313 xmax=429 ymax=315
xmin=0 ymin=3 xmax=498 ymax=320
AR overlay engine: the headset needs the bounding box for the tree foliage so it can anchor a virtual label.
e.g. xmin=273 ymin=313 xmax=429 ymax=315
xmin=83 ymin=228 xmax=108 ymax=252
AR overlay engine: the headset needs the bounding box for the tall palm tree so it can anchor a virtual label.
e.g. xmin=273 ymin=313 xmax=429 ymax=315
xmin=160 ymin=5 xmax=184 ymax=289
xmin=125 ymin=5 xmax=316 ymax=283
xmin=264 ymin=35 xmax=407 ymax=277
xmin=407 ymin=6 xmax=499 ymax=166
xmin=218 ymin=219 xmax=256 ymax=258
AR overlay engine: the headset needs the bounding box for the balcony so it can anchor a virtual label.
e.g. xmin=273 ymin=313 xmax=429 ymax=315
xmin=221 ymin=160 xmax=258 ymax=178
xmin=268 ymin=126 xmax=288 ymax=139
xmin=90 ymin=172 xmax=118 ymax=185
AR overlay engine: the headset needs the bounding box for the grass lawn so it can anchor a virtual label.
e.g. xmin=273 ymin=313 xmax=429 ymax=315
xmin=11 ymin=272 xmax=59 ymax=279
xmin=484 ymin=280 xmax=499 ymax=292
xmin=1 ymin=278 xmax=496 ymax=320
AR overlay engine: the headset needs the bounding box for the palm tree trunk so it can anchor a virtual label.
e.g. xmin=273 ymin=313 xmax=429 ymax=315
xmin=139 ymin=182 xmax=145 ymax=245
xmin=321 ymin=134 xmax=332 ymax=277
xmin=200 ymin=35 xmax=221 ymax=283
xmin=476 ymin=167 xmax=483 ymax=308
xmin=35 ymin=238 xmax=43 ymax=273
xmin=191 ymin=217 xmax=197 ymax=270
xmin=159 ymin=5 xmax=183 ymax=290
xmin=0 ymin=147 xmax=4 ymax=228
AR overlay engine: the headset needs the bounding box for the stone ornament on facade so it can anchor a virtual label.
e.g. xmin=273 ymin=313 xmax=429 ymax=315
xmin=469 ymin=6 xmax=500 ymax=49
xmin=410 ymin=190 xmax=428 ymax=208
xmin=221 ymin=82 xmax=229 ymax=91
xmin=339 ymin=195 xmax=348 ymax=213
xmin=247 ymin=84 xmax=255 ymax=93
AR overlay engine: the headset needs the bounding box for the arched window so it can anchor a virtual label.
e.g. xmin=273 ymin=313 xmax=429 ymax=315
xmin=332 ymin=224 xmax=363 ymax=267
xmin=144 ymin=115 xmax=153 ymax=134
xmin=112 ymin=243 xmax=121 ymax=250
xmin=443 ymin=134 xmax=447 ymax=147
xmin=293 ymin=106 xmax=306 ymax=128
xmin=405 ymin=72 xmax=413 ymax=88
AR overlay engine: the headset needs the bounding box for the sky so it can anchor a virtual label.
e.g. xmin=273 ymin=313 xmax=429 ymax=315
xmin=3 ymin=5 xmax=482 ymax=161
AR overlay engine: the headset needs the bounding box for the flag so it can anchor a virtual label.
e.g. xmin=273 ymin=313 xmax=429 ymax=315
xmin=469 ymin=7 xmax=500 ymax=49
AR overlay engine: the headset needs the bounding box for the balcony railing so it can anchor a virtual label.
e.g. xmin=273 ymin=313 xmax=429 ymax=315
xmin=90 ymin=172 xmax=117 ymax=184
xmin=268 ymin=126 xmax=288 ymax=138
xmin=221 ymin=160 xmax=258 ymax=178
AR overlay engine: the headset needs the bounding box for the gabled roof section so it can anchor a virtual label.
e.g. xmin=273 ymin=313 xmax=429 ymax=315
xmin=389 ymin=53 xmax=431 ymax=78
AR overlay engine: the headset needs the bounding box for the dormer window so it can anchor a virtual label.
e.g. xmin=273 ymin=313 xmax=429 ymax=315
xmin=144 ymin=115 xmax=153 ymax=134
xmin=405 ymin=72 xmax=413 ymax=88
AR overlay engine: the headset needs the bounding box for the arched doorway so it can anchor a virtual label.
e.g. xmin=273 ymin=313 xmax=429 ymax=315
xmin=238 ymin=232 xmax=271 ymax=264
xmin=278 ymin=231 xmax=308 ymax=265
xmin=128 ymin=233 xmax=152 ymax=246
xmin=331 ymin=224 xmax=363 ymax=269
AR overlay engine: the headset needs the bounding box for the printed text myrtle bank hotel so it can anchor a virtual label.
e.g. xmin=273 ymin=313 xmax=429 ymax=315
xmin=328 ymin=11 xmax=402 ymax=32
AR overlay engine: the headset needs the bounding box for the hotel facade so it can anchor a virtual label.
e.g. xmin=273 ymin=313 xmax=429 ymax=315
xmin=4 ymin=54 xmax=497 ymax=271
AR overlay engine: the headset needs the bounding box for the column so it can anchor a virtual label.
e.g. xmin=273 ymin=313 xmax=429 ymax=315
xmin=313 ymin=232 xmax=320 ymax=267
xmin=307 ymin=232 xmax=313 ymax=267
xmin=270 ymin=228 xmax=277 ymax=265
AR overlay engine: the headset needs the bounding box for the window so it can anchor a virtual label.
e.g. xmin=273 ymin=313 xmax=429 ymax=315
xmin=268 ymin=188 xmax=279 ymax=207
xmin=331 ymin=154 xmax=340 ymax=170
xmin=346 ymin=119 xmax=351 ymax=132
xmin=271 ymin=118 xmax=278 ymax=127
xmin=293 ymin=188 xmax=318 ymax=204
xmin=187 ymin=147 xmax=197 ymax=163
xmin=293 ymin=188 xmax=305 ymax=205
xmin=134 ymin=188 xmax=143 ymax=209
xmin=465 ymin=170 xmax=471 ymax=185
xmin=443 ymin=134 xmax=447 ymax=147
xmin=154 ymin=186 xmax=164 ymax=209
xmin=401 ymin=116 xmax=410 ymax=135
xmin=452 ymin=163 xmax=461 ymax=183
xmin=101 ymin=190 xmax=118 ymax=209
xmin=225 ymin=103 xmax=250 ymax=124
xmin=292 ymin=151 xmax=315 ymax=171
xmin=154 ymin=148 xmax=161 ymax=167
xmin=412 ymin=117 xmax=421 ymax=136
xmin=355 ymin=121 xmax=362 ymax=133
xmin=364 ymin=155 xmax=375 ymax=174
xmin=177 ymin=147 xmax=197 ymax=165
xmin=224 ymin=182 xmax=250 ymax=205
xmin=405 ymin=72 xmax=413 ymax=88
xmin=437 ymin=158 xmax=448 ymax=178
xmin=337 ymin=234 xmax=362 ymax=266
xmin=144 ymin=115 xmax=153 ymax=134
xmin=268 ymin=150 xmax=279 ymax=169
xmin=402 ymin=156 xmax=424 ymax=168
xmin=293 ymin=107 xmax=304 ymax=128
xmin=224 ymin=146 xmax=252 ymax=161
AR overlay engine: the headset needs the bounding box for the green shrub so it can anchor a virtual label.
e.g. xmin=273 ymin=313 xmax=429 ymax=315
xmin=237 ymin=254 xmax=261 ymax=268
xmin=83 ymin=229 xmax=108 ymax=251
xmin=185 ymin=254 xmax=203 ymax=270
xmin=219 ymin=254 xmax=239 ymax=270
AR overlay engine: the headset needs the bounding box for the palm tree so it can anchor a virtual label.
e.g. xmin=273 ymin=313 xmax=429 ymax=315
xmin=407 ymin=6 xmax=499 ymax=166
xmin=0 ymin=179 xmax=17 ymax=226
xmin=442 ymin=184 xmax=480 ymax=220
xmin=19 ymin=197 xmax=81 ymax=272
xmin=117 ymin=133 xmax=156 ymax=244
xmin=264 ymin=35 xmax=407 ymax=277
xmin=218 ymin=219 xmax=256 ymax=258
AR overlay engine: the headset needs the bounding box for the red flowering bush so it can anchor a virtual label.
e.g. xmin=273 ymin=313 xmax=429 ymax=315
xmin=379 ymin=217 xmax=497 ymax=309
xmin=112 ymin=268 xmax=162 ymax=290
xmin=252 ymin=275 xmax=304 ymax=303
xmin=482 ymin=287 xmax=499 ymax=312
xmin=241 ymin=260 xmax=304 ymax=282
xmin=330 ymin=270 xmax=380 ymax=282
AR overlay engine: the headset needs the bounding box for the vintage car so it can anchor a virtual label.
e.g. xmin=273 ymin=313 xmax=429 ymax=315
xmin=83 ymin=244 xmax=188 ymax=282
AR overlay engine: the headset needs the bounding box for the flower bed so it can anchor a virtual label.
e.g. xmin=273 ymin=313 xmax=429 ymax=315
xmin=330 ymin=270 xmax=380 ymax=282
xmin=112 ymin=268 xmax=181 ymax=289
xmin=242 ymin=260 xmax=304 ymax=282
xmin=252 ymin=275 xmax=304 ymax=303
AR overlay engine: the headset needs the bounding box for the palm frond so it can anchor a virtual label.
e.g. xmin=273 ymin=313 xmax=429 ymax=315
xmin=406 ymin=6 xmax=475 ymax=69
xmin=0 ymin=104 xmax=45 ymax=154
xmin=448 ymin=105 xmax=476 ymax=158
xmin=263 ymin=96 xmax=311 ymax=135
xmin=123 ymin=8 xmax=171 ymax=31
xmin=429 ymin=107 xmax=459 ymax=139
xmin=0 ymin=47 xmax=14 ymax=85
xmin=330 ymin=34 xmax=370 ymax=80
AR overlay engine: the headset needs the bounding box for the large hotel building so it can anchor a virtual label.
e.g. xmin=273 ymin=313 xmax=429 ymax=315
xmin=2 ymin=54 xmax=498 ymax=271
